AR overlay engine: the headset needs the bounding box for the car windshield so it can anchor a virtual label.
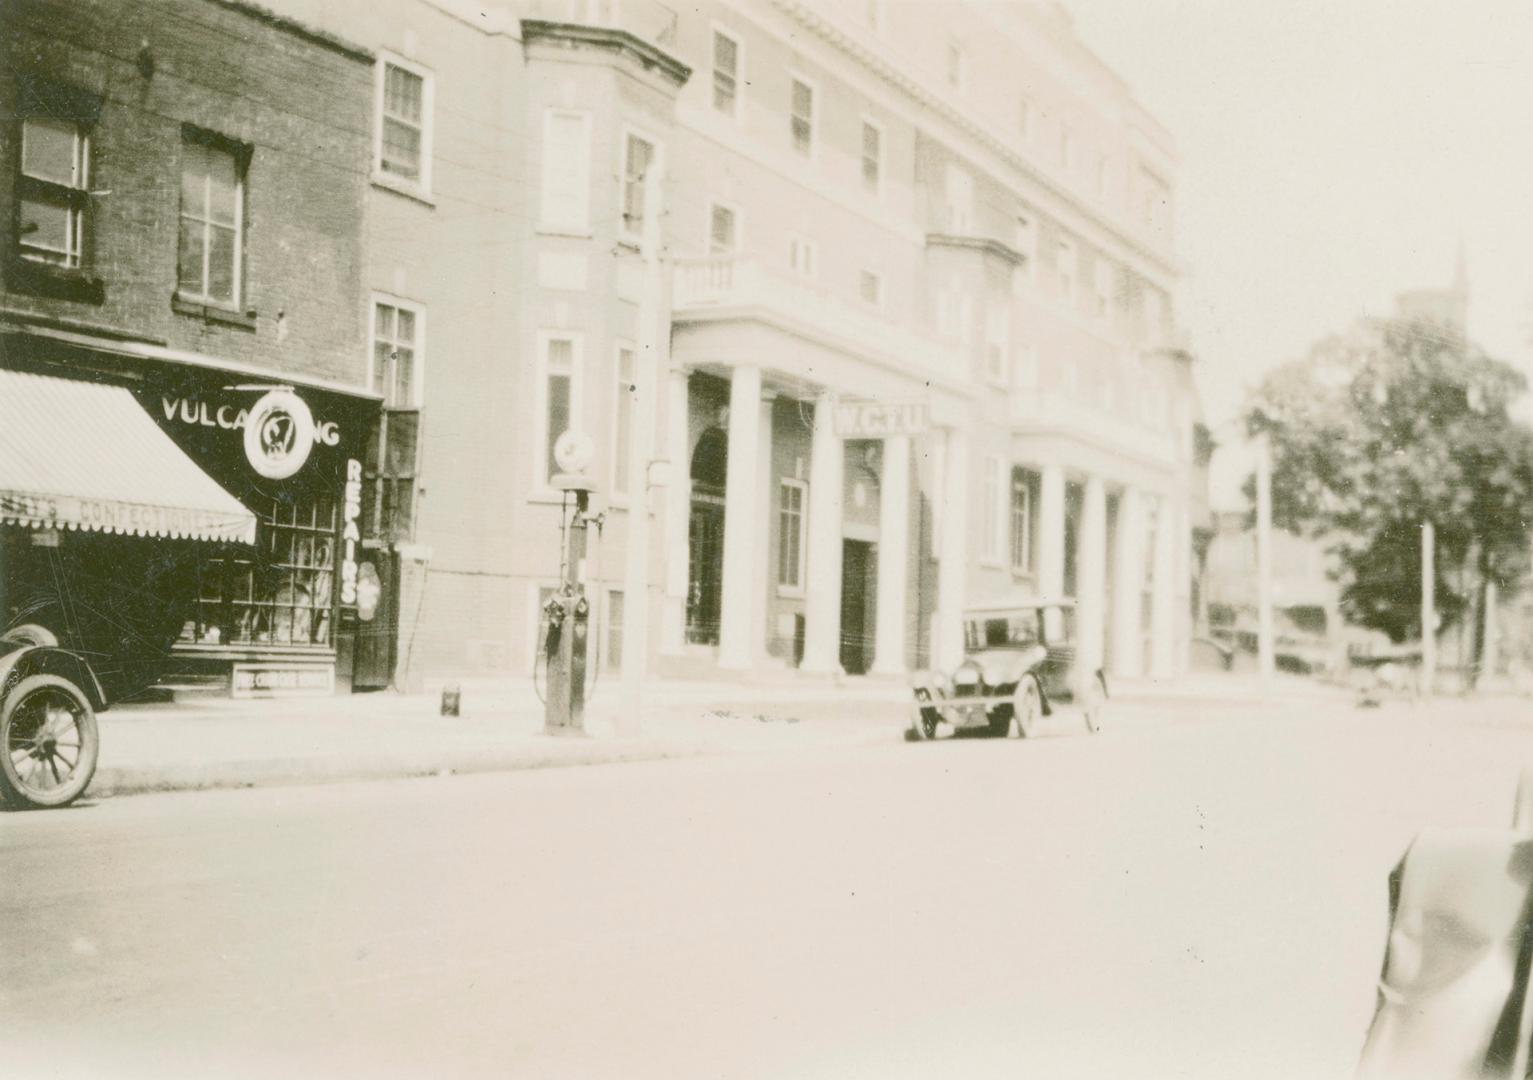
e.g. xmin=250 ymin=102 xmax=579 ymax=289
xmin=965 ymin=610 xmax=1042 ymax=650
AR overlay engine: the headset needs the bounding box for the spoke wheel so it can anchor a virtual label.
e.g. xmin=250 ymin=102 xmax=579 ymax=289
xmin=1013 ymin=677 xmax=1041 ymax=739
xmin=1 ymin=675 xmax=99 ymax=810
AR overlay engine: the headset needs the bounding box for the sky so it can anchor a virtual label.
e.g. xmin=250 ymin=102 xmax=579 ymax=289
xmin=1060 ymin=0 xmax=1533 ymax=446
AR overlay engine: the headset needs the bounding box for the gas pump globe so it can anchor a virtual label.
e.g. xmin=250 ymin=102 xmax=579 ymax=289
xmin=544 ymin=430 xmax=598 ymax=735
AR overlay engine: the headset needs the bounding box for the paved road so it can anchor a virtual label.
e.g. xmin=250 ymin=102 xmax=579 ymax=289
xmin=5 ymin=703 xmax=1533 ymax=1079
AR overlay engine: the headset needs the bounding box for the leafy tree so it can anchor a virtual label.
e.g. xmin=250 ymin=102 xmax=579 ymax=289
xmin=1246 ymin=317 xmax=1533 ymax=661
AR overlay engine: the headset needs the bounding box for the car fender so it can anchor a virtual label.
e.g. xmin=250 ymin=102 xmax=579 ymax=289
xmin=0 ymin=645 xmax=108 ymax=712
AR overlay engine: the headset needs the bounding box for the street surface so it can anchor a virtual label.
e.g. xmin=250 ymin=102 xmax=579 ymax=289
xmin=5 ymin=698 xmax=1533 ymax=1079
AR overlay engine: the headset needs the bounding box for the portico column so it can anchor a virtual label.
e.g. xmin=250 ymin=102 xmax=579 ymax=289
xmin=660 ymin=368 xmax=691 ymax=654
xmin=754 ymin=393 xmax=775 ymax=660
xmin=717 ymin=365 xmax=761 ymax=669
xmin=1111 ymin=486 xmax=1145 ymax=680
xmin=935 ymin=426 xmax=969 ymax=670
xmin=1151 ymin=491 xmax=1177 ymax=679
xmin=872 ymin=435 xmax=910 ymax=675
xmin=801 ymin=392 xmax=844 ymax=673
xmin=1037 ymin=463 xmax=1067 ymax=600
xmin=1077 ymin=475 xmax=1108 ymax=676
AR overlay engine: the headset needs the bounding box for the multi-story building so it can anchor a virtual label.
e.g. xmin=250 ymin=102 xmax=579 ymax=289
xmin=0 ymin=0 xmax=381 ymax=698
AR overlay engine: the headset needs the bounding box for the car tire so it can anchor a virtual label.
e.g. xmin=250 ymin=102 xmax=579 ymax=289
xmin=1013 ymin=677 xmax=1041 ymax=738
xmin=1083 ymin=673 xmax=1108 ymax=734
xmin=911 ymin=688 xmax=940 ymax=741
xmin=0 ymin=674 xmax=99 ymax=810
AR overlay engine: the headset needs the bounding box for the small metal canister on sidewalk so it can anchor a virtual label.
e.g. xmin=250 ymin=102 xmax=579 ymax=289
xmin=440 ymin=684 xmax=461 ymax=717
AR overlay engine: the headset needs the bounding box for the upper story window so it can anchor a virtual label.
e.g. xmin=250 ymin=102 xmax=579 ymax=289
xmin=788 ymin=233 xmax=817 ymax=279
xmin=1056 ymin=239 xmax=1077 ymax=308
xmin=1010 ymin=468 xmax=1034 ymax=574
xmin=621 ymin=131 xmax=658 ymax=238
xmin=372 ymin=297 xmax=423 ymax=408
xmin=539 ymin=333 xmax=582 ymax=487
xmin=708 ymin=202 xmax=738 ymax=254
xmin=541 ymin=110 xmax=591 ymax=233
xmin=947 ymin=42 xmax=967 ymax=92
xmin=18 ymin=116 xmax=90 ymax=269
xmin=944 ymin=162 xmax=973 ymax=234
xmin=376 ymin=56 xmax=432 ymax=195
xmin=985 ymin=307 xmax=1010 ymax=386
xmin=861 ymin=120 xmax=883 ymax=195
xmin=859 ymin=269 xmax=883 ymax=308
xmin=790 ymin=77 xmax=816 ymax=158
xmin=177 ymin=133 xmax=246 ymax=307
xmin=712 ymin=29 xmax=742 ymax=120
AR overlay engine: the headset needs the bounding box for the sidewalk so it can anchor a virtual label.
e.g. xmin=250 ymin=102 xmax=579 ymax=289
xmin=82 ymin=670 xmax=1359 ymax=801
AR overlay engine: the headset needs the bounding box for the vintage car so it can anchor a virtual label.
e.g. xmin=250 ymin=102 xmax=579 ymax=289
xmin=909 ymin=598 xmax=1107 ymax=740
xmin=0 ymin=632 xmax=103 ymax=809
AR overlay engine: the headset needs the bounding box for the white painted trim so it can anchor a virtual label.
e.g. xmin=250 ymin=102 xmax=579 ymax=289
xmin=532 ymin=329 xmax=585 ymax=496
xmin=858 ymin=114 xmax=885 ymax=200
xmin=367 ymin=291 xmax=427 ymax=408
xmin=709 ymin=23 xmax=746 ymax=126
xmin=777 ymin=477 xmax=809 ymax=596
xmin=705 ymin=197 xmax=744 ymax=254
xmin=618 ymin=123 xmax=663 ymax=245
xmin=373 ymin=50 xmax=435 ymax=200
xmin=786 ymin=69 xmax=821 ymax=163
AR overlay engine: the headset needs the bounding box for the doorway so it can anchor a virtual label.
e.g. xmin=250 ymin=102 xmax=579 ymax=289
xmin=687 ymin=495 xmax=725 ymax=645
xmin=840 ymin=539 xmax=876 ymax=675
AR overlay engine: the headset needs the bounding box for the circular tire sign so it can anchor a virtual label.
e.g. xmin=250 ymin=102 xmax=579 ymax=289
xmin=243 ymin=390 xmax=315 ymax=480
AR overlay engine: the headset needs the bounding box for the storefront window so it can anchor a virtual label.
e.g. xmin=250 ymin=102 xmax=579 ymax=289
xmin=181 ymin=494 xmax=338 ymax=648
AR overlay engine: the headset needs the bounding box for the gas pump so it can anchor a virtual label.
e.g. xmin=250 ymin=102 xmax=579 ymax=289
xmin=543 ymin=431 xmax=598 ymax=735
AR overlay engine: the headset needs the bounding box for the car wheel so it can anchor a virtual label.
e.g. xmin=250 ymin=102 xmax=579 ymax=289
xmin=1083 ymin=673 xmax=1108 ymax=734
xmin=911 ymin=688 xmax=941 ymax=741
xmin=1013 ymin=677 xmax=1041 ymax=738
xmin=0 ymin=674 xmax=99 ymax=810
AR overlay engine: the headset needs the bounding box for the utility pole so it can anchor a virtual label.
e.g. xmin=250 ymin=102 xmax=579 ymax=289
xmin=1421 ymin=520 xmax=1436 ymax=699
xmin=1255 ymin=430 xmax=1275 ymax=682
xmin=620 ymin=150 xmax=665 ymax=727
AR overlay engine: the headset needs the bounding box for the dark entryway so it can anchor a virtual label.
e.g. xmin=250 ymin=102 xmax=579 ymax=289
xmin=840 ymin=539 xmax=876 ymax=675
xmin=687 ymin=426 xmax=728 ymax=646
xmin=350 ymin=551 xmax=397 ymax=691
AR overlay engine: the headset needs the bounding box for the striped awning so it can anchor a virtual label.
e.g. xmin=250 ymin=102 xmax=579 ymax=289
xmin=0 ymin=368 xmax=257 ymax=543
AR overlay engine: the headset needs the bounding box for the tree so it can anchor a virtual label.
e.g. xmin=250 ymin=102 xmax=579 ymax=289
xmin=1246 ymin=317 xmax=1533 ymax=668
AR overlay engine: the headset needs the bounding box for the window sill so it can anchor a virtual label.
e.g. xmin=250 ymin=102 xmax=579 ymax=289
xmin=776 ymin=586 xmax=806 ymax=600
xmin=172 ymin=293 xmax=258 ymax=330
xmin=5 ymin=257 xmax=104 ymax=304
xmin=371 ymin=172 xmax=435 ymax=207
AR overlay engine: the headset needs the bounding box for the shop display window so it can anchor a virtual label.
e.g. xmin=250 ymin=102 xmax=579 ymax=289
xmin=181 ymin=494 xmax=338 ymax=648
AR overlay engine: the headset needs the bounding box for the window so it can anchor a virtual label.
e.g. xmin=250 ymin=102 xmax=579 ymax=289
xmin=712 ymin=29 xmax=742 ymax=119
xmin=947 ymin=42 xmax=967 ymax=92
xmin=861 ymin=120 xmax=883 ymax=195
xmin=177 ymin=136 xmax=245 ymax=307
xmin=621 ymin=131 xmax=657 ymax=238
xmin=859 ymin=269 xmax=883 ymax=308
xmin=985 ymin=307 xmax=1010 ymax=385
xmin=778 ymin=479 xmax=807 ymax=592
xmin=708 ymin=202 xmax=738 ymax=254
xmin=1010 ymin=468 xmax=1034 ymax=574
xmin=540 ymin=334 xmax=582 ymax=486
xmin=376 ymin=57 xmax=431 ymax=191
xmin=541 ymin=110 xmax=591 ymax=232
xmin=371 ymin=298 xmax=423 ymax=408
xmin=17 ymin=116 xmax=90 ymax=268
xmin=790 ymin=76 xmax=815 ymax=157
xmin=788 ymin=233 xmax=817 ymax=279
xmin=981 ymin=457 xmax=1003 ymax=562
xmin=944 ymin=163 xmax=973 ymax=233
xmin=612 ymin=344 xmax=635 ymax=497
xmin=181 ymin=495 xmax=338 ymax=648
xmin=1056 ymin=239 xmax=1076 ymax=307
xmin=606 ymin=589 xmax=625 ymax=672
xmin=1093 ymin=257 xmax=1112 ymax=321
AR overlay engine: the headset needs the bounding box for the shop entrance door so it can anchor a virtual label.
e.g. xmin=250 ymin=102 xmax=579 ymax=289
xmin=840 ymin=539 xmax=875 ymax=675
xmin=686 ymin=494 xmax=725 ymax=645
xmin=351 ymin=552 xmax=396 ymax=691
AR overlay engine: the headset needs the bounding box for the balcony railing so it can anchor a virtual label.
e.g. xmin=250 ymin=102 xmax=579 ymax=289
xmin=672 ymin=255 xmax=965 ymax=383
xmin=523 ymin=0 xmax=678 ymax=47
xmin=1010 ymin=388 xmax=1177 ymax=465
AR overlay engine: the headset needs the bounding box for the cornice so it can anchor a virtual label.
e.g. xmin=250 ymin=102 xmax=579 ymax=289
xmin=768 ymin=0 xmax=1178 ymax=278
xmin=521 ymin=20 xmax=692 ymax=88
xmin=926 ymin=234 xmax=1025 ymax=266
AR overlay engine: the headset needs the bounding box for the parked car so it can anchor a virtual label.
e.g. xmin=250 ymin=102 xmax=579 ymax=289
xmin=909 ymin=597 xmax=1107 ymax=740
xmin=0 ymin=633 xmax=104 ymax=809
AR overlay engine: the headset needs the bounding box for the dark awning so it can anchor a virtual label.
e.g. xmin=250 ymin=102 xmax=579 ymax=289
xmin=0 ymin=368 xmax=257 ymax=543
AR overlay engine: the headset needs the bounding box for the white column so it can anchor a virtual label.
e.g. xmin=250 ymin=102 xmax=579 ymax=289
xmin=717 ymin=365 xmax=761 ymax=670
xmin=660 ymin=369 xmax=691 ymax=654
xmin=1077 ymin=475 xmax=1108 ymax=676
xmin=872 ymin=435 xmax=911 ymax=675
xmin=1151 ymin=491 xmax=1177 ymax=679
xmin=936 ymin=426 xmax=969 ymax=670
xmin=1037 ymin=463 xmax=1067 ymax=599
xmin=1111 ymin=486 xmax=1144 ymax=680
xmin=754 ymin=393 xmax=775 ymax=660
xmin=801 ymin=393 xmax=844 ymax=673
